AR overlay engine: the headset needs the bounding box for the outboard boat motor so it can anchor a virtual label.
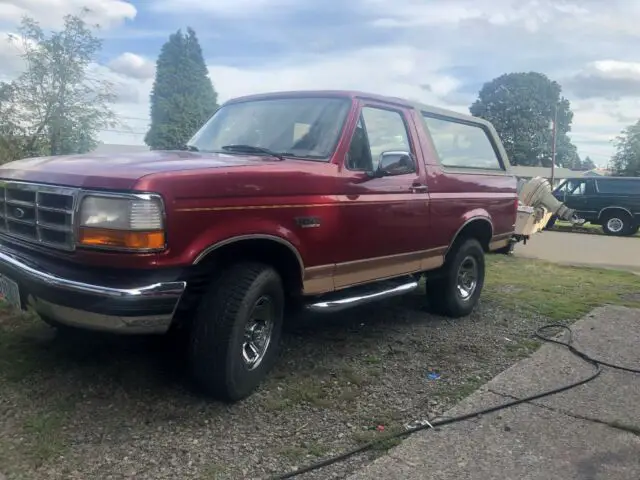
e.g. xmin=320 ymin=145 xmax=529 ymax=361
xmin=518 ymin=176 xmax=581 ymax=223
xmin=509 ymin=176 xmax=584 ymax=250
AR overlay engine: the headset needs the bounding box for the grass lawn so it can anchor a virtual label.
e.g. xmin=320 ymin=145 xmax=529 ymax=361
xmin=484 ymin=255 xmax=640 ymax=320
xmin=0 ymin=256 xmax=639 ymax=479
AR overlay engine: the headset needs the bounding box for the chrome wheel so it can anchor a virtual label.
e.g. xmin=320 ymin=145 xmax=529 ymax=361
xmin=456 ymin=255 xmax=478 ymax=301
xmin=606 ymin=217 xmax=624 ymax=233
xmin=242 ymin=296 xmax=275 ymax=370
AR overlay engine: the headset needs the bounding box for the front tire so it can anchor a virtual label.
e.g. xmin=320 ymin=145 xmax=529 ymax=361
xmin=188 ymin=262 xmax=284 ymax=401
xmin=601 ymin=211 xmax=632 ymax=236
xmin=426 ymin=238 xmax=485 ymax=318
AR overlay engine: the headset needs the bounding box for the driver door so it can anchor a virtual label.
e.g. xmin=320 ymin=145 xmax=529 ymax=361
xmin=334 ymin=102 xmax=433 ymax=289
xmin=563 ymin=179 xmax=589 ymax=211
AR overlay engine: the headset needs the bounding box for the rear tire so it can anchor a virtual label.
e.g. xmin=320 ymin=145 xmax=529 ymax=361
xmin=601 ymin=211 xmax=632 ymax=236
xmin=426 ymin=238 xmax=485 ymax=318
xmin=629 ymin=224 xmax=639 ymax=236
xmin=188 ymin=262 xmax=284 ymax=401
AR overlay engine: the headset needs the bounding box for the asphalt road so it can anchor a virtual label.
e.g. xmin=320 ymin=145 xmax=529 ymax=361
xmin=514 ymin=230 xmax=640 ymax=273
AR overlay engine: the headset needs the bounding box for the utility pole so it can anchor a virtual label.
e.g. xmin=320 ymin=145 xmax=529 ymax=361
xmin=550 ymin=104 xmax=557 ymax=186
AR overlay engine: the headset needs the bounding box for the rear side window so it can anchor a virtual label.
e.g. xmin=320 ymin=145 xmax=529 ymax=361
xmin=596 ymin=180 xmax=640 ymax=195
xmin=422 ymin=114 xmax=503 ymax=170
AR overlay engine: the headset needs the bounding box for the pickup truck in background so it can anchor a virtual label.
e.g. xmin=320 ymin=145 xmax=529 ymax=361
xmin=0 ymin=90 xmax=518 ymax=400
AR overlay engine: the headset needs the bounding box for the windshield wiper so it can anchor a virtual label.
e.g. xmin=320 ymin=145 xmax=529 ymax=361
xmin=184 ymin=144 xmax=200 ymax=152
xmin=221 ymin=144 xmax=287 ymax=161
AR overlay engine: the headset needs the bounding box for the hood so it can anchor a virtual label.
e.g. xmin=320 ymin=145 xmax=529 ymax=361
xmin=0 ymin=150 xmax=278 ymax=190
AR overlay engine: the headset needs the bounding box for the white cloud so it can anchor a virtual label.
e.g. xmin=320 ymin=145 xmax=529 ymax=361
xmin=108 ymin=52 xmax=155 ymax=80
xmin=98 ymin=74 xmax=152 ymax=145
xmin=2 ymin=0 xmax=640 ymax=165
xmin=569 ymin=97 xmax=640 ymax=165
xmin=208 ymin=46 xmax=458 ymax=103
xmin=0 ymin=30 xmax=42 ymax=80
xmin=100 ymin=45 xmax=461 ymax=145
xmin=0 ymin=0 xmax=136 ymax=28
xmin=363 ymin=0 xmax=578 ymax=32
xmin=590 ymin=60 xmax=640 ymax=80
xmin=100 ymin=45 xmax=636 ymax=166
xmin=152 ymin=0 xmax=294 ymax=17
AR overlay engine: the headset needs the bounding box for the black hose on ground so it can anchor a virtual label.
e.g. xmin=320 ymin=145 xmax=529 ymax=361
xmin=271 ymin=323 xmax=640 ymax=479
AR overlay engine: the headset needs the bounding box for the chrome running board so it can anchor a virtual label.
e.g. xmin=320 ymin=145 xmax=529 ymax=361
xmin=304 ymin=277 xmax=419 ymax=314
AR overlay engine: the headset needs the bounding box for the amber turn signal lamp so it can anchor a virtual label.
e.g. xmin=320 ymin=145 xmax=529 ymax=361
xmin=79 ymin=227 xmax=165 ymax=250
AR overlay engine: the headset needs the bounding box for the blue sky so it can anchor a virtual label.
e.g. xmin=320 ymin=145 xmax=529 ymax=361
xmin=2 ymin=0 xmax=640 ymax=167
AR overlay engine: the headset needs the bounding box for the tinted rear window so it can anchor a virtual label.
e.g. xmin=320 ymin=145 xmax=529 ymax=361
xmin=596 ymin=180 xmax=640 ymax=195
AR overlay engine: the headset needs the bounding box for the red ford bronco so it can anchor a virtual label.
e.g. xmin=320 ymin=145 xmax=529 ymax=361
xmin=0 ymin=91 xmax=517 ymax=400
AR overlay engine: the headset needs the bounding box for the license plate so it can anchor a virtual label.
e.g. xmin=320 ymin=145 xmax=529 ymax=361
xmin=0 ymin=274 xmax=21 ymax=310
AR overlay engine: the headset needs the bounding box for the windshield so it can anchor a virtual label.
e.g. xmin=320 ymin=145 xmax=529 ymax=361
xmin=187 ymin=97 xmax=351 ymax=160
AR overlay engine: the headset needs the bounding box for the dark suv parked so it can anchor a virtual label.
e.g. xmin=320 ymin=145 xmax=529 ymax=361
xmin=549 ymin=177 xmax=640 ymax=236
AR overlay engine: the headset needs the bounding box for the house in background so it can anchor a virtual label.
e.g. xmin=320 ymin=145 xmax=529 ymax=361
xmin=509 ymin=165 xmax=582 ymax=189
xmin=583 ymin=168 xmax=611 ymax=177
xmin=89 ymin=143 xmax=150 ymax=155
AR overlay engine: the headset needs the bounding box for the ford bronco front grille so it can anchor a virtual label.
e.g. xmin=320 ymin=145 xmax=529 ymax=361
xmin=0 ymin=181 xmax=79 ymax=251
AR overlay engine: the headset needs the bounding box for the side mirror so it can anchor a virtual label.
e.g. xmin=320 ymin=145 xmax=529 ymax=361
xmin=371 ymin=151 xmax=416 ymax=177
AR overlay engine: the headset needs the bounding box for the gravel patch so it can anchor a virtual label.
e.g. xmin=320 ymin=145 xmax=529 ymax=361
xmin=0 ymin=290 xmax=550 ymax=480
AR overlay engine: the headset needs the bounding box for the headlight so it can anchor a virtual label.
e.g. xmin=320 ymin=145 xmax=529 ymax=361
xmin=78 ymin=194 xmax=166 ymax=251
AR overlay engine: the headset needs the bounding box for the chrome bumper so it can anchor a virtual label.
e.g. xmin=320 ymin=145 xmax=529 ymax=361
xmin=0 ymin=248 xmax=186 ymax=334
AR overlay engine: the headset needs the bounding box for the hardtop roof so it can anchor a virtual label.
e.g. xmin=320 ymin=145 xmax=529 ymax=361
xmin=223 ymin=90 xmax=493 ymax=128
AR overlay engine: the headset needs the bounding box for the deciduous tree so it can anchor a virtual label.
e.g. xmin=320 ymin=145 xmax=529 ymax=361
xmin=581 ymin=156 xmax=596 ymax=171
xmin=470 ymin=72 xmax=578 ymax=167
xmin=610 ymin=121 xmax=640 ymax=177
xmin=1 ymin=11 xmax=117 ymax=161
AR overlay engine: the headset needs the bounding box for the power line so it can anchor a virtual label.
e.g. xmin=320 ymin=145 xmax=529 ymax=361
xmin=117 ymin=116 xmax=150 ymax=122
xmin=101 ymin=129 xmax=147 ymax=135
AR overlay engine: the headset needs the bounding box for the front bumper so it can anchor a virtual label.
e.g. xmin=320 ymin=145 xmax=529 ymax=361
xmin=0 ymin=244 xmax=186 ymax=334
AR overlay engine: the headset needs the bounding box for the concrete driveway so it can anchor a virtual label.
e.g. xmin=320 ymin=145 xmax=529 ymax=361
xmin=349 ymin=306 xmax=640 ymax=480
xmin=514 ymin=231 xmax=640 ymax=273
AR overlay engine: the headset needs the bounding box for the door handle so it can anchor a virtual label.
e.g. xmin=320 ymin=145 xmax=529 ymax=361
xmin=410 ymin=184 xmax=428 ymax=193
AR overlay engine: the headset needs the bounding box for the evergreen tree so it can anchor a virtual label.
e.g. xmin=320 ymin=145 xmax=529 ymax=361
xmin=145 ymin=28 xmax=218 ymax=150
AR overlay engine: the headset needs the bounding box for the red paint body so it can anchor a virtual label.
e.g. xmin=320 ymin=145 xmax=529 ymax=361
xmin=0 ymin=91 xmax=518 ymax=277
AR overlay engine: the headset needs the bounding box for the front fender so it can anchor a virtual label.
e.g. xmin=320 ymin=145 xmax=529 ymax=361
xmin=181 ymin=216 xmax=304 ymax=266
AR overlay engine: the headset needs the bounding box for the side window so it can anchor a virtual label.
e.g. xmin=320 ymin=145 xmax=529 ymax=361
xmin=596 ymin=180 xmax=640 ymax=195
xmin=347 ymin=107 xmax=412 ymax=172
xmin=556 ymin=181 xmax=568 ymax=194
xmin=346 ymin=117 xmax=373 ymax=171
xmin=422 ymin=114 xmax=503 ymax=170
xmin=362 ymin=107 xmax=412 ymax=169
xmin=567 ymin=180 xmax=586 ymax=195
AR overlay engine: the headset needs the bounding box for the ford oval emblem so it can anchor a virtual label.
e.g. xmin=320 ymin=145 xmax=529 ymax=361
xmin=14 ymin=207 xmax=25 ymax=219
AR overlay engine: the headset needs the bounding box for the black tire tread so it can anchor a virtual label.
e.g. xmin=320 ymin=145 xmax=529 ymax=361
xmin=189 ymin=262 xmax=283 ymax=401
xmin=426 ymin=238 xmax=485 ymax=318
